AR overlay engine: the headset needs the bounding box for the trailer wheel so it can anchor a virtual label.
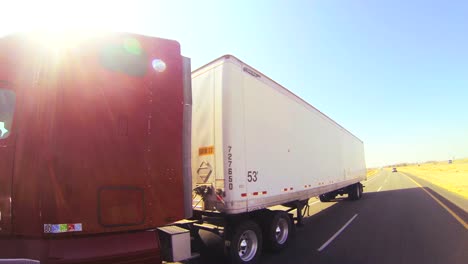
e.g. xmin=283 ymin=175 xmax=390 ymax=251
xmin=227 ymin=220 xmax=262 ymax=264
xmin=263 ymin=211 xmax=292 ymax=252
xmin=349 ymin=183 xmax=362 ymax=200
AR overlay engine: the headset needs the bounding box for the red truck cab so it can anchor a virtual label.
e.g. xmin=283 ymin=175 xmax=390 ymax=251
xmin=0 ymin=32 xmax=192 ymax=263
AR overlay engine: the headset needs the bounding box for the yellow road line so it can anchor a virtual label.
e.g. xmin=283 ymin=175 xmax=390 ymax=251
xmin=403 ymin=173 xmax=468 ymax=229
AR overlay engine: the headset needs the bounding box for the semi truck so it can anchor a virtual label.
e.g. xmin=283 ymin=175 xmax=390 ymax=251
xmin=0 ymin=32 xmax=366 ymax=264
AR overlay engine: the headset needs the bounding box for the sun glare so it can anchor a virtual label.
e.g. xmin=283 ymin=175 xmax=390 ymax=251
xmin=4 ymin=0 xmax=129 ymax=33
xmin=1 ymin=0 xmax=138 ymax=54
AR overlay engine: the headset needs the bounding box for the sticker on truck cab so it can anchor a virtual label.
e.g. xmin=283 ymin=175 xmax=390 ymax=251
xmin=44 ymin=223 xmax=83 ymax=233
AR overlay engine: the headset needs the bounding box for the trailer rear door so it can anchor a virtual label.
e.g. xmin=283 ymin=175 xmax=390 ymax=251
xmin=0 ymin=85 xmax=16 ymax=235
xmin=192 ymin=69 xmax=217 ymax=188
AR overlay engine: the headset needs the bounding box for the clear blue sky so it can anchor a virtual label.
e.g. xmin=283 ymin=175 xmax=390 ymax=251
xmin=1 ymin=0 xmax=467 ymax=167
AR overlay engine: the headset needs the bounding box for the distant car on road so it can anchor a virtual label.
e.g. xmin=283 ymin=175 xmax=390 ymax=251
xmin=392 ymin=167 xmax=397 ymax=172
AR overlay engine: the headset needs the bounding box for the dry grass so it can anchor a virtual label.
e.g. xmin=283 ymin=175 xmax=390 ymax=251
xmin=396 ymin=158 xmax=468 ymax=199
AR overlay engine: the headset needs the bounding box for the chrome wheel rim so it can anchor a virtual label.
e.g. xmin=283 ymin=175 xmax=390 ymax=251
xmin=238 ymin=230 xmax=258 ymax=261
xmin=275 ymin=217 xmax=289 ymax=245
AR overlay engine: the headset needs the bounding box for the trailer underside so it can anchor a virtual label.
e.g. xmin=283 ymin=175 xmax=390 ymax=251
xmin=162 ymin=182 xmax=365 ymax=264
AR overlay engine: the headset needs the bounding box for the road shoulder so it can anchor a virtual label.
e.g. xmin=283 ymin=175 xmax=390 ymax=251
xmin=401 ymin=172 xmax=467 ymax=223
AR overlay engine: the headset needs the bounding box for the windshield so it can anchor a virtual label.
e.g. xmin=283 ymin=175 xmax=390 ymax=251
xmin=0 ymin=88 xmax=16 ymax=139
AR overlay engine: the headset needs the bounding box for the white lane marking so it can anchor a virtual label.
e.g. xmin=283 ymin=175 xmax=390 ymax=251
xmin=364 ymin=170 xmax=384 ymax=182
xmin=317 ymin=214 xmax=358 ymax=252
xmin=365 ymin=177 xmax=376 ymax=183
xmin=377 ymin=186 xmax=383 ymax=192
xmin=364 ymin=171 xmax=388 ymax=185
xmin=364 ymin=174 xmax=380 ymax=183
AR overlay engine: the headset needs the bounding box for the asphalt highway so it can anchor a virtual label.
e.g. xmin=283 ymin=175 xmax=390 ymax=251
xmin=194 ymin=170 xmax=468 ymax=264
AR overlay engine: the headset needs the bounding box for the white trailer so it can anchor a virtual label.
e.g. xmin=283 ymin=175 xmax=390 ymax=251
xmin=182 ymin=55 xmax=366 ymax=264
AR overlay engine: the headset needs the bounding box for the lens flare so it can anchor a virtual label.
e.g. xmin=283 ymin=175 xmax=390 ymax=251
xmin=123 ymin=38 xmax=142 ymax=55
xmin=152 ymin=59 xmax=167 ymax=72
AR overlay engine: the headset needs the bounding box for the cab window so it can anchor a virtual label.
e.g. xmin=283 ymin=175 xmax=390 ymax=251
xmin=0 ymin=88 xmax=16 ymax=139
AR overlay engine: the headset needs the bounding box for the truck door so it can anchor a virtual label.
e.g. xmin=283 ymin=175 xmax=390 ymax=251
xmin=0 ymin=86 xmax=16 ymax=235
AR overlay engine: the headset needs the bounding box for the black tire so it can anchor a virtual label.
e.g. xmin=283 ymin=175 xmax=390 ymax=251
xmin=349 ymin=183 xmax=362 ymax=200
xmin=263 ymin=211 xmax=292 ymax=252
xmin=348 ymin=184 xmax=357 ymax=200
xmin=227 ymin=220 xmax=262 ymax=264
